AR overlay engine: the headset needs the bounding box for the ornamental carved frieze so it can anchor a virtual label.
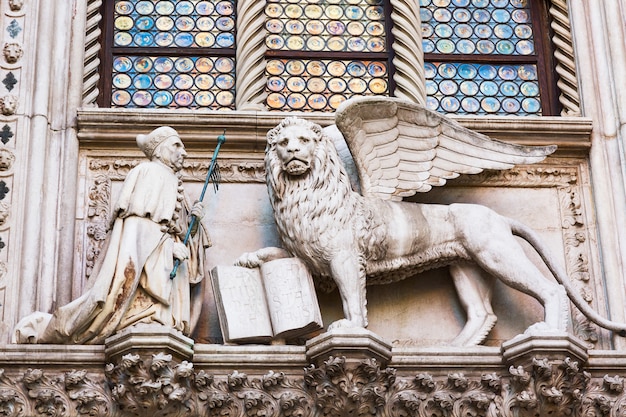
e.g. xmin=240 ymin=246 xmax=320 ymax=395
xmin=5 ymin=354 xmax=626 ymax=417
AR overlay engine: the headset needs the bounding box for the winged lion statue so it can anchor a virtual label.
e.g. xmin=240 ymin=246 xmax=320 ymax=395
xmin=236 ymin=96 xmax=626 ymax=346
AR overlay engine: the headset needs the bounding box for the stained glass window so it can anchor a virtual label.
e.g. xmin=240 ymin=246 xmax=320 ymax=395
xmin=421 ymin=0 xmax=559 ymax=116
xmin=102 ymin=0 xmax=236 ymax=109
xmin=264 ymin=0 xmax=392 ymax=112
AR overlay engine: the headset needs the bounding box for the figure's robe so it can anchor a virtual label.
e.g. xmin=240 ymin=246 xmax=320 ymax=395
xmin=14 ymin=161 xmax=210 ymax=344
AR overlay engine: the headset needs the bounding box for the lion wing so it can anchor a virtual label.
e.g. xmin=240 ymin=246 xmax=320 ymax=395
xmin=334 ymin=96 xmax=557 ymax=201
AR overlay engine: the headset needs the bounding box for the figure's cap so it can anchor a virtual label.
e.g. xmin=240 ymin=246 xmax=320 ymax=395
xmin=136 ymin=126 xmax=179 ymax=159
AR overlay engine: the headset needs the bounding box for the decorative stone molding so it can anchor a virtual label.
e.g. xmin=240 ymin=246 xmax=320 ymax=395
xmin=390 ymin=0 xmax=426 ymax=105
xmin=549 ymin=0 xmax=581 ymax=116
xmin=82 ymin=0 xmax=102 ymax=106
xmin=235 ymin=0 xmax=268 ymax=111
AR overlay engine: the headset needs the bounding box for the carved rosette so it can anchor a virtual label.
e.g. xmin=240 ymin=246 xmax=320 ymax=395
xmin=235 ymin=0 xmax=268 ymax=111
xmin=389 ymin=0 xmax=426 ymax=105
xmin=5 ymin=353 xmax=626 ymax=417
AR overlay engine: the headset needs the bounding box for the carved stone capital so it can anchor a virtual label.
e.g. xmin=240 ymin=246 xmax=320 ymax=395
xmin=305 ymin=327 xmax=392 ymax=367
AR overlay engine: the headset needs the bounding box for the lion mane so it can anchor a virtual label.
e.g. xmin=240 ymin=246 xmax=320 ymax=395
xmin=265 ymin=117 xmax=388 ymax=291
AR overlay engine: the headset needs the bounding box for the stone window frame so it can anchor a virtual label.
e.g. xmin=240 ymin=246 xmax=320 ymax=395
xmin=83 ymin=0 xmax=580 ymax=116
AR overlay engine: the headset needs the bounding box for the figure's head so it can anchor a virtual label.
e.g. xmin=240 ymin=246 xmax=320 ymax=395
xmin=137 ymin=126 xmax=187 ymax=172
xmin=266 ymin=117 xmax=322 ymax=176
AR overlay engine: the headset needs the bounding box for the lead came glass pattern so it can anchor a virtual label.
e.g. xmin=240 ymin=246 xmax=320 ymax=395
xmin=113 ymin=0 xmax=235 ymax=49
xmin=110 ymin=0 xmax=236 ymax=109
xmin=425 ymin=62 xmax=541 ymax=115
xmin=420 ymin=0 xmax=534 ymax=56
xmin=111 ymin=56 xmax=236 ymax=108
xmin=264 ymin=0 xmax=389 ymax=111
xmin=266 ymin=59 xmax=388 ymax=111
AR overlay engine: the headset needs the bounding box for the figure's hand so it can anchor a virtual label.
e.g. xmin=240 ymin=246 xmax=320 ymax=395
xmin=173 ymin=242 xmax=190 ymax=261
xmin=191 ymin=201 xmax=205 ymax=219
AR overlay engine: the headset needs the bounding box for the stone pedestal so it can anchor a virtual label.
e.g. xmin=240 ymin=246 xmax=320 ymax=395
xmin=104 ymin=323 xmax=194 ymax=362
xmin=305 ymin=327 xmax=392 ymax=367
xmin=501 ymin=331 xmax=589 ymax=368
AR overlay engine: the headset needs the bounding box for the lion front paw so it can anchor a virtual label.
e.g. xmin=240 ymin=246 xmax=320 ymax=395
xmin=328 ymin=319 xmax=366 ymax=331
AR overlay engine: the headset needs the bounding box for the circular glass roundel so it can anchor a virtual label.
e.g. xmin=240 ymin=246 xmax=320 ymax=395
xmin=112 ymin=90 xmax=131 ymax=106
xmin=217 ymin=16 xmax=235 ymax=31
xmin=328 ymin=61 xmax=347 ymax=76
xmin=367 ymin=38 xmax=385 ymax=52
xmin=217 ymin=33 xmax=235 ymax=47
xmin=512 ymin=9 xmax=529 ymax=23
xmin=521 ymin=97 xmax=541 ymax=113
xmin=267 ymin=76 xmax=285 ymax=92
xmin=347 ymin=21 xmax=365 ymax=35
xmin=457 ymin=40 xmax=476 ymax=53
xmin=366 ymin=21 xmax=384 ymax=36
xmin=113 ymin=73 xmax=132 ymax=89
xmin=176 ymin=1 xmax=194 ymax=15
xmin=305 ymin=4 xmax=323 ymax=19
xmin=305 ymin=36 xmax=323 ymax=51
xmin=326 ymin=21 xmax=345 ymax=36
xmin=216 ymin=74 xmax=235 ymax=89
xmin=492 ymin=0 xmax=509 ymax=7
xmin=422 ymin=40 xmax=435 ymax=53
xmin=438 ymin=63 xmax=457 ymax=78
xmin=366 ymin=6 xmax=384 ymax=20
xmin=478 ymin=64 xmax=497 ymax=80
xmin=306 ymin=60 xmax=326 ymax=76
xmin=347 ymin=61 xmax=367 ymax=77
xmin=440 ymin=80 xmax=459 ymax=95
xmin=266 ymin=35 xmax=284 ymax=50
xmin=493 ymin=9 xmax=511 ymax=23
xmin=306 ymin=20 xmax=324 ymax=35
xmin=175 ymin=57 xmax=194 ymax=73
xmin=133 ymin=33 xmax=154 ymax=47
xmin=266 ymin=19 xmax=283 ymax=33
xmin=435 ymin=23 xmax=453 ymax=38
xmin=174 ymin=74 xmax=194 ymax=90
xmin=496 ymin=40 xmax=515 ymax=54
xmin=424 ymin=62 xmax=437 ymax=79
xmin=494 ymin=24 xmax=513 ymax=39
xmin=479 ymin=80 xmax=498 ymax=96
xmin=156 ymin=16 xmax=174 ymax=31
xmin=174 ymin=33 xmax=194 ymax=47
xmin=267 ymin=93 xmax=286 ymax=109
xmin=176 ymin=16 xmax=195 ymax=31
xmin=114 ymin=32 xmax=132 ymax=46
xmin=135 ymin=16 xmax=154 ymax=31
xmin=460 ymin=80 xmax=479 ymax=95
xmin=453 ymin=8 xmax=471 ymax=22
xmin=520 ymin=81 xmax=539 ymax=97
xmin=155 ymin=1 xmax=174 ymax=14
xmin=515 ymin=24 xmax=532 ymax=39
xmin=368 ymin=61 xmax=386 ymax=76
xmin=473 ymin=9 xmax=490 ymax=22
xmin=195 ymin=91 xmax=215 ymax=106
xmin=346 ymin=6 xmax=364 ymax=19
xmin=502 ymin=98 xmax=521 ymax=113
xmin=433 ymin=8 xmax=452 ymax=22
xmin=420 ymin=8 xmax=433 ymax=22
xmin=458 ymin=63 xmax=478 ymax=79
xmin=196 ymin=32 xmax=215 ymax=47
xmin=196 ymin=1 xmax=214 ymax=15
xmin=500 ymin=81 xmax=519 ymax=96
xmin=498 ymin=65 xmax=517 ymax=80
xmin=475 ymin=24 xmax=492 ymax=39
xmin=422 ymin=23 xmax=434 ymax=38
xmin=155 ymin=33 xmax=174 ymax=46
xmin=307 ymin=77 xmax=326 ymax=93
xmin=452 ymin=0 xmax=471 ymax=6
xmin=441 ymin=96 xmax=460 ymax=112
xmin=115 ymin=1 xmax=133 ymax=15
xmin=154 ymin=74 xmax=173 ymax=89
xmin=134 ymin=57 xmax=153 ymax=73
xmin=481 ymin=97 xmax=501 ymax=113
xmin=472 ymin=0 xmax=490 ymax=8
xmin=132 ymin=91 xmax=152 ymax=106
xmin=286 ymin=60 xmax=305 ymax=75
xmin=436 ymin=39 xmax=455 ymax=53
xmin=369 ymin=78 xmax=387 ymax=94
xmin=516 ymin=40 xmax=534 ymax=55
xmin=175 ymin=91 xmax=194 ymax=107
xmin=115 ymin=16 xmax=134 ymax=31
xmin=287 ymin=93 xmax=306 ymax=109
xmin=153 ymin=91 xmax=173 ymax=107
xmin=113 ymin=56 xmax=132 ymax=72
xmin=328 ymin=78 xmax=347 ymax=93
xmin=518 ymin=65 xmax=537 ymax=80
xmin=454 ymin=23 xmax=472 ymax=38
xmin=286 ymin=4 xmax=304 ymax=18
xmin=434 ymin=0 xmax=451 ymax=7
xmin=476 ymin=40 xmax=495 ymax=54
xmin=425 ymin=80 xmax=438 ymax=95
xmin=216 ymin=1 xmax=234 ymax=15
xmin=287 ymin=77 xmax=307 ymax=92
xmin=287 ymin=36 xmax=305 ymax=50
xmin=135 ymin=0 xmax=155 ymax=15
xmin=215 ymin=57 xmax=235 ymax=73
xmin=265 ymin=4 xmax=282 ymax=18
xmin=286 ymin=20 xmax=305 ymax=34
xmin=308 ymin=94 xmax=327 ymax=110
xmin=426 ymin=96 xmax=439 ymax=111
xmin=461 ymin=97 xmax=480 ymax=112
xmin=348 ymin=78 xmax=367 ymax=93
xmin=195 ymin=57 xmax=213 ymax=72
xmin=329 ymin=94 xmax=347 ymax=110
xmin=328 ymin=37 xmax=346 ymax=51
xmin=216 ymin=91 xmax=234 ymax=106
xmin=266 ymin=60 xmax=285 ymax=75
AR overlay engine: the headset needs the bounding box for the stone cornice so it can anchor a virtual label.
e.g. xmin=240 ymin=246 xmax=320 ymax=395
xmin=76 ymin=108 xmax=593 ymax=155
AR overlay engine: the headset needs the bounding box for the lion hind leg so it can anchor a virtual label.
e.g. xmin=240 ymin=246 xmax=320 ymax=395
xmin=449 ymin=262 xmax=497 ymax=346
xmin=327 ymin=251 xmax=368 ymax=330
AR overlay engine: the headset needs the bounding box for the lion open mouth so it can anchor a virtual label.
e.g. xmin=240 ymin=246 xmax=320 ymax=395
xmin=284 ymin=158 xmax=310 ymax=175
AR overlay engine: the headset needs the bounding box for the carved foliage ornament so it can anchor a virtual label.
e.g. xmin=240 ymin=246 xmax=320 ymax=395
xmin=5 ymin=354 xmax=626 ymax=417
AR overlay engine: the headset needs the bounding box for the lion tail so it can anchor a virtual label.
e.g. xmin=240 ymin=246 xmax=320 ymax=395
xmin=510 ymin=219 xmax=626 ymax=336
